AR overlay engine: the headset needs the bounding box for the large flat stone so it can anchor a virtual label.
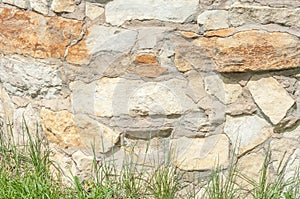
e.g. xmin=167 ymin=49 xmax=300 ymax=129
xmin=0 ymin=55 xmax=62 ymax=98
xmin=229 ymin=4 xmax=300 ymax=28
xmin=67 ymin=25 xmax=137 ymax=65
xmin=171 ymin=134 xmax=229 ymax=171
xmin=105 ymin=0 xmax=199 ymax=26
xmin=195 ymin=30 xmax=300 ymax=72
xmin=247 ymin=75 xmax=295 ymax=124
xmin=197 ymin=10 xmax=229 ymax=32
xmin=224 ymin=115 xmax=272 ymax=155
xmin=0 ymin=8 xmax=83 ymax=60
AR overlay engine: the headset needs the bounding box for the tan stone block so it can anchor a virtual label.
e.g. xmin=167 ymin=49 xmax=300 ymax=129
xmin=195 ymin=30 xmax=300 ymax=72
xmin=40 ymin=108 xmax=82 ymax=148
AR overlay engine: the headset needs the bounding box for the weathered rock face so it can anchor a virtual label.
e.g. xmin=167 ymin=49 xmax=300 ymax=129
xmin=0 ymin=8 xmax=83 ymax=60
xmin=1 ymin=0 xmax=300 ymax=192
xmin=195 ymin=30 xmax=300 ymax=72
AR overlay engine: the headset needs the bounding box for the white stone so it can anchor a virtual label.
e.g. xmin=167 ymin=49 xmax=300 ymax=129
xmin=86 ymin=25 xmax=137 ymax=55
xmin=224 ymin=115 xmax=272 ymax=155
xmin=50 ymin=0 xmax=76 ymax=13
xmin=171 ymin=134 xmax=229 ymax=171
xmin=224 ymin=83 xmax=243 ymax=104
xmin=105 ymin=0 xmax=199 ymax=26
xmin=85 ymin=2 xmax=104 ymax=20
xmin=247 ymin=75 xmax=295 ymax=124
xmin=2 ymin=0 xmax=27 ymax=8
xmin=128 ymin=82 xmax=183 ymax=116
xmin=197 ymin=10 xmax=229 ymax=32
xmin=0 ymin=55 xmax=62 ymax=98
xmin=30 ymin=0 xmax=49 ymax=15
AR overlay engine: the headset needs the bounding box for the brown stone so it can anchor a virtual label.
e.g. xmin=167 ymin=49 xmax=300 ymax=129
xmin=204 ymin=28 xmax=235 ymax=37
xmin=195 ymin=30 xmax=300 ymax=72
xmin=66 ymin=39 xmax=91 ymax=65
xmin=134 ymin=54 xmax=158 ymax=65
xmin=40 ymin=109 xmax=82 ymax=148
xmin=0 ymin=8 xmax=83 ymax=60
xmin=179 ymin=31 xmax=199 ymax=39
xmin=130 ymin=65 xmax=167 ymax=78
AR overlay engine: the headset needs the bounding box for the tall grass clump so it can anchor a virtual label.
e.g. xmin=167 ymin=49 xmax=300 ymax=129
xmin=0 ymin=120 xmax=72 ymax=198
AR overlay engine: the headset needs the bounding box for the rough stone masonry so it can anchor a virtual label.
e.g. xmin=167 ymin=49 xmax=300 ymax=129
xmin=0 ymin=0 xmax=300 ymax=189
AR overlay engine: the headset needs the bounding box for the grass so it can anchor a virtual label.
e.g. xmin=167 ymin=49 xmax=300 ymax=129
xmin=0 ymin=121 xmax=299 ymax=198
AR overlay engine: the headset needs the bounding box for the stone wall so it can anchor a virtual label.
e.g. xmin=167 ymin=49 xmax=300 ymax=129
xmin=0 ymin=0 xmax=300 ymax=187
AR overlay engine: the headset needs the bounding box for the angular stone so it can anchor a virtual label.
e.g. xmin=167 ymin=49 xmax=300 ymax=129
xmin=197 ymin=10 xmax=229 ymax=32
xmin=247 ymin=75 xmax=295 ymax=124
xmin=40 ymin=108 xmax=82 ymax=148
xmin=2 ymin=0 xmax=27 ymax=9
xmin=71 ymin=150 xmax=94 ymax=180
xmin=226 ymin=88 xmax=257 ymax=116
xmin=51 ymin=0 xmax=76 ymax=13
xmin=136 ymin=28 xmax=166 ymax=49
xmin=0 ymin=8 xmax=83 ymax=60
xmin=174 ymin=50 xmax=193 ymax=72
xmin=85 ymin=2 xmax=104 ymax=20
xmin=171 ymin=134 xmax=229 ymax=171
xmin=74 ymin=114 xmax=120 ymax=154
xmin=270 ymin=138 xmax=299 ymax=171
xmin=134 ymin=54 xmax=158 ymax=65
xmin=255 ymin=0 xmax=300 ymax=7
xmin=105 ymin=0 xmax=199 ymax=26
xmin=224 ymin=115 xmax=272 ymax=155
xmin=285 ymin=149 xmax=300 ymax=181
xmin=229 ymin=4 xmax=300 ymax=28
xmin=179 ymin=31 xmax=199 ymax=39
xmin=0 ymin=55 xmax=62 ymax=98
xmin=224 ymin=82 xmax=243 ymax=105
xmin=13 ymin=104 xmax=41 ymax=144
xmin=67 ymin=25 xmax=137 ymax=65
xmin=195 ymin=30 xmax=300 ymax=72
xmin=237 ymin=151 xmax=267 ymax=189
xmin=30 ymin=0 xmax=49 ymax=15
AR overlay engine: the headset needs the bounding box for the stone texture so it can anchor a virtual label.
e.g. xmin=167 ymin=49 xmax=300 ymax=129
xmin=254 ymin=0 xmax=300 ymax=8
xmin=195 ymin=30 xmax=300 ymax=72
xmin=67 ymin=25 xmax=137 ymax=65
xmin=0 ymin=8 xmax=83 ymax=60
xmin=247 ymin=75 xmax=295 ymax=125
xmin=40 ymin=108 xmax=82 ymax=148
xmin=171 ymin=134 xmax=229 ymax=171
xmin=71 ymin=150 xmax=94 ymax=180
xmin=2 ymin=0 xmax=27 ymax=8
xmin=174 ymin=50 xmax=193 ymax=72
xmin=128 ymin=65 xmax=167 ymax=78
xmin=85 ymin=2 xmax=104 ymax=20
xmin=229 ymin=4 xmax=300 ymax=28
xmin=0 ymin=55 xmax=62 ymax=98
xmin=30 ymin=0 xmax=49 ymax=15
xmin=197 ymin=10 xmax=229 ymax=32
xmin=237 ymin=151 xmax=267 ymax=189
xmin=105 ymin=0 xmax=199 ymax=26
xmin=224 ymin=115 xmax=272 ymax=155
xmin=74 ymin=114 xmax=120 ymax=154
xmin=270 ymin=138 xmax=299 ymax=172
xmin=51 ymin=0 xmax=76 ymax=13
